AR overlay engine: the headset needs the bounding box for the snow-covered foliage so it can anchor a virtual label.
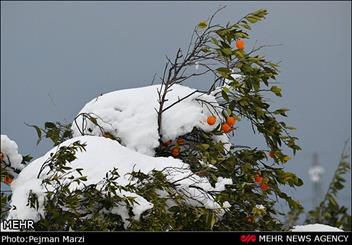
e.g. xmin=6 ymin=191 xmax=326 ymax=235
xmin=71 ymin=84 xmax=226 ymax=156
xmin=5 ymin=83 xmax=236 ymax=228
xmin=292 ymin=224 xmax=343 ymax=232
xmin=7 ymin=138 xmax=232 ymax=226
xmin=1 ymin=135 xmax=24 ymax=176
xmin=3 ymin=8 xmax=339 ymax=231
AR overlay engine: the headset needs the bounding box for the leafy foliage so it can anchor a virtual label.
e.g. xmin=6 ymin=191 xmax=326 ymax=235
xmin=28 ymin=142 xmax=225 ymax=231
xmin=153 ymin=7 xmax=303 ymax=230
xmin=305 ymin=143 xmax=351 ymax=231
xmin=26 ymin=121 xmax=73 ymax=146
xmin=156 ymin=127 xmax=302 ymax=231
xmin=1 ymin=148 xmax=32 ymax=219
xmin=6 ymin=8 xmax=348 ymax=231
xmin=128 ymin=169 xmax=222 ymax=231
xmin=28 ymin=142 xmax=132 ymax=231
xmin=1 ymin=163 xmax=10 ymax=219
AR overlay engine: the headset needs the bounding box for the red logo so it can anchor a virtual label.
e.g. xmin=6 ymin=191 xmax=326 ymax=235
xmin=240 ymin=234 xmax=257 ymax=243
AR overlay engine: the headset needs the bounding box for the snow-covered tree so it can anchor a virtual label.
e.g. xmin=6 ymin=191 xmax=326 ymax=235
xmin=2 ymin=8 xmax=349 ymax=231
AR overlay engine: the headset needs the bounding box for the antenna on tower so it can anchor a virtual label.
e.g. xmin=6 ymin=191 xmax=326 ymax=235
xmin=308 ymin=153 xmax=324 ymax=208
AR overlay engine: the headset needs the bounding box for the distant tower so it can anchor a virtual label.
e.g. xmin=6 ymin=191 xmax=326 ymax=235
xmin=308 ymin=153 xmax=324 ymax=208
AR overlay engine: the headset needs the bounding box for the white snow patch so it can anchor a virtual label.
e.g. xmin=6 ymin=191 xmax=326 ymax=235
xmin=291 ymin=224 xmax=343 ymax=232
xmin=71 ymin=84 xmax=225 ymax=156
xmin=223 ymin=201 xmax=231 ymax=209
xmin=1 ymin=135 xmax=24 ymax=176
xmin=215 ymin=177 xmax=233 ymax=191
xmin=255 ymin=204 xmax=265 ymax=210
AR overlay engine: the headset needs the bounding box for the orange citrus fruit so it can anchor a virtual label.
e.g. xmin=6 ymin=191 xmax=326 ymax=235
xmin=177 ymin=138 xmax=185 ymax=145
xmin=222 ymin=123 xmax=232 ymax=133
xmin=260 ymin=183 xmax=269 ymax=191
xmin=207 ymin=115 xmax=217 ymax=125
xmin=4 ymin=176 xmax=13 ymax=185
xmin=236 ymin=39 xmax=245 ymax=49
xmin=171 ymin=147 xmax=180 ymax=157
xmin=255 ymin=175 xmax=263 ymax=184
xmin=226 ymin=116 xmax=236 ymax=127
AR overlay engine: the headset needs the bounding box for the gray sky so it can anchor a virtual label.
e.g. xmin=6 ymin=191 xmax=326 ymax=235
xmin=1 ymin=1 xmax=351 ymax=214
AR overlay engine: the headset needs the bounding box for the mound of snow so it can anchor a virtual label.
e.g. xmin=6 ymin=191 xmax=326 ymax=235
xmin=292 ymin=224 xmax=343 ymax=232
xmin=1 ymin=135 xmax=24 ymax=175
xmin=71 ymin=84 xmax=228 ymax=156
xmin=6 ymin=136 xmax=232 ymax=227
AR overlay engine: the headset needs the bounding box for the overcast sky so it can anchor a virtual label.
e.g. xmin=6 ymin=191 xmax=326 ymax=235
xmin=1 ymin=1 xmax=351 ymax=213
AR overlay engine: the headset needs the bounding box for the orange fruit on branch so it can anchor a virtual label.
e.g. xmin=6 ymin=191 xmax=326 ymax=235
xmin=226 ymin=116 xmax=236 ymax=127
xmin=222 ymin=123 xmax=232 ymax=133
xmin=3 ymin=176 xmax=13 ymax=185
xmin=255 ymin=175 xmax=263 ymax=184
xmin=260 ymin=183 xmax=269 ymax=191
xmin=177 ymin=138 xmax=185 ymax=145
xmin=207 ymin=115 xmax=217 ymax=125
xmin=171 ymin=147 xmax=180 ymax=157
xmin=236 ymin=39 xmax=245 ymax=49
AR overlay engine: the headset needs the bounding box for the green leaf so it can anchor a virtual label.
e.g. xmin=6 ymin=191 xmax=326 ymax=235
xmin=240 ymin=22 xmax=251 ymax=30
xmin=63 ymin=130 xmax=72 ymax=138
xmin=222 ymin=90 xmax=229 ymax=101
xmin=210 ymin=37 xmax=219 ymax=46
xmin=199 ymin=144 xmax=210 ymax=150
xmin=198 ymin=20 xmax=207 ymax=29
xmin=79 ymin=176 xmax=88 ymax=182
xmin=28 ymin=125 xmax=42 ymax=145
xmin=245 ymin=16 xmax=257 ymax=24
xmin=235 ymin=32 xmax=249 ymax=39
xmin=216 ymin=67 xmax=231 ymax=74
xmin=222 ymin=48 xmax=232 ymax=56
xmin=253 ymin=80 xmax=260 ymax=91
xmin=253 ymin=9 xmax=268 ymax=18
xmin=61 ymin=166 xmax=72 ymax=171
xmin=22 ymin=154 xmax=33 ymax=164
xmin=222 ymin=86 xmax=230 ymax=93
xmin=216 ymin=67 xmax=231 ymax=78
xmin=239 ymin=99 xmax=248 ymax=107
xmin=326 ymin=194 xmax=338 ymax=207
xmin=255 ymin=108 xmax=264 ymax=118
xmin=271 ymin=86 xmax=282 ymax=97
xmin=274 ymin=108 xmax=289 ymax=116
xmin=45 ymin=122 xmax=56 ymax=129
xmin=295 ymin=177 xmax=304 ymax=186
xmin=208 ymin=212 xmax=216 ymax=230
xmin=234 ymin=50 xmax=245 ymax=59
